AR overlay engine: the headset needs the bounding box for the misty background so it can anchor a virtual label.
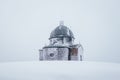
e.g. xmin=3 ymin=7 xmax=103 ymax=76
xmin=0 ymin=0 xmax=120 ymax=62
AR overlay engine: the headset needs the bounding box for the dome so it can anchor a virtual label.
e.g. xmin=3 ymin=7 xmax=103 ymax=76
xmin=49 ymin=22 xmax=74 ymax=39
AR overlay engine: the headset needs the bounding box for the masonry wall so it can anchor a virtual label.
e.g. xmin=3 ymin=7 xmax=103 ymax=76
xmin=42 ymin=47 xmax=69 ymax=60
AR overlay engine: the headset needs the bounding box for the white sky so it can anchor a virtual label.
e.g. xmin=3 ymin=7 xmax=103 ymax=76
xmin=0 ymin=0 xmax=120 ymax=62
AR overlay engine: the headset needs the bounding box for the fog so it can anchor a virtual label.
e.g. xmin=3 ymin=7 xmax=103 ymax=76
xmin=0 ymin=0 xmax=120 ymax=62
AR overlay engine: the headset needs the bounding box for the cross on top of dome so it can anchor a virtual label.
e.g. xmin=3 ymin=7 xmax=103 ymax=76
xmin=59 ymin=21 xmax=64 ymax=26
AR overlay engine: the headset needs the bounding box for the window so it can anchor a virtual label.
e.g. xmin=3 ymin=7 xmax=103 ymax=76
xmin=66 ymin=37 xmax=72 ymax=42
xmin=71 ymin=48 xmax=78 ymax=56
xmin=49 ymin=53 xmax=54 ymax=57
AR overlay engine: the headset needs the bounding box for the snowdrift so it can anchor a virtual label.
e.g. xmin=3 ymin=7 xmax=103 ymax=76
xmin=0 ymin=61 xmax=120 ymax=80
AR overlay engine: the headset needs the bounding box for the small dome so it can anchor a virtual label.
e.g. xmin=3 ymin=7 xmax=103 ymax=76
xmin=49 ymin=22 xmax=74 ymax=39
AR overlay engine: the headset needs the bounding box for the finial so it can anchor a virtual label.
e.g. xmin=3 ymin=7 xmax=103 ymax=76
xmin=59 ymin=21 xmax=64 ymax=26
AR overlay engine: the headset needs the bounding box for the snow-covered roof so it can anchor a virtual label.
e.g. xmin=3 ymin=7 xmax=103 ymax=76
xmin=43 ymin=45 xmax=69 ymax=48
xmin=49 ymin=23 xmax=74 ymax=39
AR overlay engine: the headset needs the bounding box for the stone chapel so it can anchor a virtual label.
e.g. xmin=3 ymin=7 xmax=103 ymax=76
xmin=39 ymin=21 xmax=83 ymax=61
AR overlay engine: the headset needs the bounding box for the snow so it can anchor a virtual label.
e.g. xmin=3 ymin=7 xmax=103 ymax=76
xmin=0 ymin=61 xmax=120 ymax=80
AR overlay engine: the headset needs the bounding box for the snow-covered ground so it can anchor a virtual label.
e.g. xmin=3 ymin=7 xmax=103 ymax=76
xmin=0 ymin=61 xmax=120 ymax=80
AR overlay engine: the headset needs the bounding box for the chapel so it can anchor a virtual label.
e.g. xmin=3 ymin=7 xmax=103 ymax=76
xmin=39 ymin=21 xmax=83 ymax=61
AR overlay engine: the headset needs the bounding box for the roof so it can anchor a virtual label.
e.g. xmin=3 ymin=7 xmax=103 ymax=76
xmin=43 ymin=44 xmax=82 ymax=49
xmin=49 ymin=22 xmax=74 ymax=39
xmin=43 ymin=45 xmax=69 ymax=48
